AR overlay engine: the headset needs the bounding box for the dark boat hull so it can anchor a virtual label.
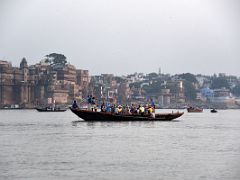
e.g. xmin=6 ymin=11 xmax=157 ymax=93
xmin=210 ymin=109 xmax=217 ymax=113
xmin=70 ymin=108 xmax=184 ymax=121
xmin=36 ymin=108 xmax=67 ymax=112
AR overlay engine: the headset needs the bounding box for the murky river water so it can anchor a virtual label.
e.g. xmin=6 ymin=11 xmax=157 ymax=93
xmin=0 ymin=109 xmax=240 ymax=180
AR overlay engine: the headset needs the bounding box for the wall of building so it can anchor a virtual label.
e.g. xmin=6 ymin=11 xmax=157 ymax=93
xmin=0 ymin=59 xmax=90 ymax=108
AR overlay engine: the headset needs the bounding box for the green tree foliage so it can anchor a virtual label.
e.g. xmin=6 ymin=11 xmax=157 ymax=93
xmin=177 ymin=73 xmax=197 ymax=101
xmin=183 ymin=81 xmax=197 ymax=100
xmin=178 ymin=73 xmax=197 ymax=83
xmin=45 ymin=53 xmax=67 ymax=65
xmin=143 ymin=79 xmax=162 ymax=94
xmin=166 ymin=84 xmax=177 ymax=94
xmin=147 ymin=72 xmax=158 ymax=80
xmin=115 ymin=76 xmax=125 ymax=84
xmin=232 ymin=85 xmax=240 ymax=96
xmin=211 ymin=77 xmax=230 ymax=89
xmin=129 ymin=82 xmax=141 ymax=89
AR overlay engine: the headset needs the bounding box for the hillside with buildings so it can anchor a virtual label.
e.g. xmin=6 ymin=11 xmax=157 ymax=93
xmin=0 ymin=55 xmax=89 ymax=108
xmin=1 ymin=55 xmax=240 ymax=109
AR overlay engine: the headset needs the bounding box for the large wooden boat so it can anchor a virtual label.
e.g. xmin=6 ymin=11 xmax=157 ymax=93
xmin=70 ymin=108 xmax=184 ymax=121
xmin=187 ymin=107 xmax=203 ymax=113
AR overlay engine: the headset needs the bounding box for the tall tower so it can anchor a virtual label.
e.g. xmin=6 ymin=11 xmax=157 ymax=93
xmin=19 ymin=57 xmax=29 ymax=107
xmin=158 ymin=67 xmax=161 ymax=75
xmin=20 ymin=57 xmax=28 ymax=82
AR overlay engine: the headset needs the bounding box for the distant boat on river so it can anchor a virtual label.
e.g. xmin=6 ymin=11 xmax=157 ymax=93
xmin=36 ymin=107 xmax=67 ymax=112
xmin=36 ymin=98 xmax=67 ymax=112
xmin=210 ymin=109 xmax=218 ymax=113
xmin=187 ymin=107 xmax=203 ymax=113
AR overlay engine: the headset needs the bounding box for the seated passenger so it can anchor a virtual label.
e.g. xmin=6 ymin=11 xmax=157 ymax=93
xmin=72 ymin=100 xmax=79 ymax=109
xmin=130 ymin=104 xmax=134 ymax=114
xmin=139 ymin=105 xmax=145 ymax=116
xmin=148 ymin=106 xmax=152 ymax=114
xmin=106 ymin=104 xmax=112 ymax=113
xmin=114 ymin=106 xmax=118 ymax=114
xmin=125 ymin=105 xmax=130 ymax=114
xmin=148 ymin=106 xmax=155 ymax=118
xmin=101 ymin=103 xmax=106 ymax=112
xmin=117 ymin=105 xmax=123 ymax=114
xmin=111 ymin=104 xmax=116 ymax=114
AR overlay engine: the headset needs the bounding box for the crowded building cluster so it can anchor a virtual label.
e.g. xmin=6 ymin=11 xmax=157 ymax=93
xmin=1 ymin=55 xmax=240 ymax=109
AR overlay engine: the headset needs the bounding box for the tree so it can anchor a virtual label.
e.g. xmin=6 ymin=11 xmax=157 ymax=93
xmin=142 ymin=79 xmax=162 ymax=94
xmin=45 ymin=53 xmax=67 ymax=65
xmin=232 ymin=85 xmax=240 ymax=96
xmin=166 ymin=84 xmax=177 ymax=94
xmin=183 ymin=81 xmax=197 ymax=101
xmin=147 ymin=72 xmax=158 ymax=80
xmin=129 ymin=82 xmax=141 ymax=89
xmin=115 ymin=76 xmax=125 ymax=83
xmin=211 ymin=77 xmax=230 ymax=89
xmin=178 ymin=73 xmax=197 ymax=83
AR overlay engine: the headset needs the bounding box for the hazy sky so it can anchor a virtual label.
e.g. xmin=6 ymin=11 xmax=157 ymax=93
xmin=0 ymin=0 xmax=240 ymax=76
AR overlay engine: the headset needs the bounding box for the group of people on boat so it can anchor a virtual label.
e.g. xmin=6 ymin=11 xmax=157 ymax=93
xmin=72 ymin=96 xmax=156 ymax=118
xmin=99 ymin=103 xmax=155 ymax=117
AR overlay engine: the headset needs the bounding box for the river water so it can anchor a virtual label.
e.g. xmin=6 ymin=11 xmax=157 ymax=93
xmin=0 ymin=109 xmax=240 ymax=180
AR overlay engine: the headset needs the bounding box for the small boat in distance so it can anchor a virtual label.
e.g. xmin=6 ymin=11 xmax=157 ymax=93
xmin=210 ymin=109 xmax=218 ymax=113
xmin=187 ymin=106 xmax=203 ymax=113
xmin=36 ymin=98 xmax=67 ymax=112
xmin=36 ymin=107 xmax=67 ymax=112
xmin=69 ymin=108 xmax=184 ymax=121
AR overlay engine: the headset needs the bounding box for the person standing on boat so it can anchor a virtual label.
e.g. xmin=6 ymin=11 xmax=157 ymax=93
xmin=150 ymin=98 xmax=156 ymax=109
xmin=87 ymin=95 xmax=96 ymax=104
xmin=87 ymin=95 xmax=96 ymax=111
xmin=87 ymin=95 xmax=92 ymax=104
xmin=91 ymin=96 xmax=96 ymax=105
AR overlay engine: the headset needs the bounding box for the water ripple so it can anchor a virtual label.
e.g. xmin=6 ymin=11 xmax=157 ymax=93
xmin=0 ymin=109 xmax=240 ymax=180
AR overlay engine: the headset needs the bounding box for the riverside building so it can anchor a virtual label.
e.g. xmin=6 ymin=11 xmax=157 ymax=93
xmin=0 ymin=58 xmax=90 ymax=108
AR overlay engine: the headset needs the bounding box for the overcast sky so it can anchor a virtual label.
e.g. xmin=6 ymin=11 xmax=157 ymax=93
xmin=0 ymin=0 xmax=240 ymax=76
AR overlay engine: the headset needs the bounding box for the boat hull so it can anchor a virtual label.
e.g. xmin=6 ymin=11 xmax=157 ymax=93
xmin=70 ymin=108 xmax=184 ymax=121
xmin=36 ymin=108 xmax=67 ymax=112
xmin=210 ymin=109 xmax=217 ymax=113
xmin=187 ymin=108 xmax=203 ymax=113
